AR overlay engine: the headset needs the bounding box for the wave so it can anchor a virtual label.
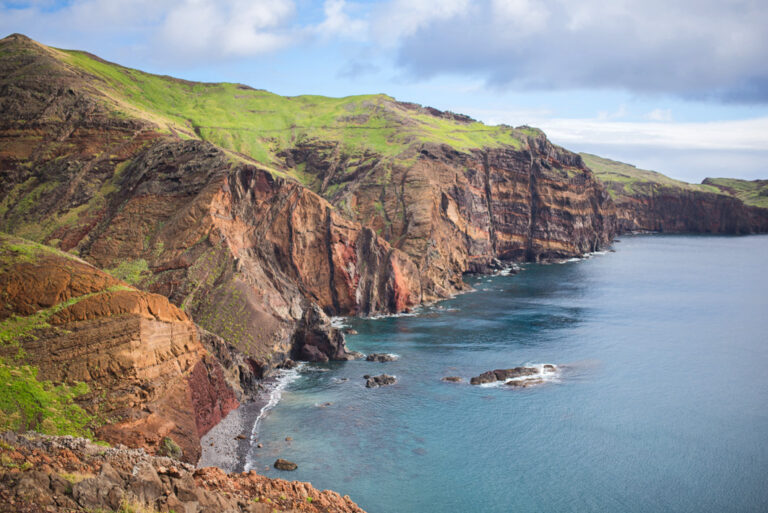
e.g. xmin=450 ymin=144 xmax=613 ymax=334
xmin=330 ymin=316 xmax=350 ymax=329
xmin=242 ymin=363 xmax=304 ymax=471
xmin=477 ymin=363 xmax=562 ymax=388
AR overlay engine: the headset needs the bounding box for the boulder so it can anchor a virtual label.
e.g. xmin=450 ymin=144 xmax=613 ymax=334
xmin=442 ymin=376 xmax=462 ymax=382
xmin=366 ymin=353 xmax=397 ymax=362
xmin=365 ymin=374 xmax=397 ymax=388
xmin=274 ymin=459 xmax=298 ymax=471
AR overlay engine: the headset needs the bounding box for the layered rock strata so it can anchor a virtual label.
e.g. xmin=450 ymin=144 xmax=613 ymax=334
xmin=0 ymin=235 xmax=241 ymax=462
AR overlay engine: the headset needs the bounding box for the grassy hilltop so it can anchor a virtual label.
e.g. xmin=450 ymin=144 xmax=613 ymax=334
xmin=60 ymin=48 xmax=527 ymax=173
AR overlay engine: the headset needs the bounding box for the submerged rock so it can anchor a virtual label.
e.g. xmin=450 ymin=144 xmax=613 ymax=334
xmin=366 ymin=353 xmax=398 ymax=362
xmin=365 ymin=374 xmax=397 ymax=388
xmin=442 ymin=376 xmax=462 ymax=382
xmin=506 ymin=378 xmax=545 ymax=388
xmin=274 ymin=458 xmax=298 ymax=471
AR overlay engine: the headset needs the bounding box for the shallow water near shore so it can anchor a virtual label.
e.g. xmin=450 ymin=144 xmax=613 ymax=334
xmin=241 ymin=235 xmax=768 ymax=513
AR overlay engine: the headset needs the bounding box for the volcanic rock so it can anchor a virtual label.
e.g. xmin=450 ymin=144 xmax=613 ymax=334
xmin=365 ymin=374 xmax=397 ymax=388
xmin=366 ymin=353 xmax=398 ymax=362
xmin=274 ymin=459 xmax=298 ymax=471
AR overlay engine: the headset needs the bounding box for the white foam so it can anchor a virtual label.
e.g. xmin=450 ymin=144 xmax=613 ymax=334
xmin=243 ymin=363 xmax=304 ymax=472
xmin=330 ymin=316 xmax=350 ymax=329
xmin=477 ymin=363 xmax=561 ymax=388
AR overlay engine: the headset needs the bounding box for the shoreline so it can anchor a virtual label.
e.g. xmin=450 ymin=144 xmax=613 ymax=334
xmin=198 ymin=367 xmax=304 ymax=472
xmin=198 ymin=391 xmax=268 ymax=472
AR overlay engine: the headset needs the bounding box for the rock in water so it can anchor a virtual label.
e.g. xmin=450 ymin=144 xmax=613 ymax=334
xmin=274 ymin=458 xmax=298 ymax=471
xmin=366 ymin=353 xmax=398 ymax=362
xmin=506 ymin=378 xmax=545 ymax=388
xmin=365 ymin=374 xmax=397 ymax=388
xmin=469 ymin=366 xmax=556 ymax=387
xmin=442 ymin=376 xmax=462 ymax=382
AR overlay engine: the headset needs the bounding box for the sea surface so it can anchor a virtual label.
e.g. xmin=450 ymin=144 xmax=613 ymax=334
xmin=243 ymin=235 xmax=768 ymax=513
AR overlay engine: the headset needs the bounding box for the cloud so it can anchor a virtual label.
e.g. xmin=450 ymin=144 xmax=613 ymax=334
xmin=644 ymin=109 xmax=673 ymax=122
xmin=315 ymin=0 xmax=368 ymax=40
xmin=390 ymin=0 xmax=768 ymax=103
xmin=372 ymin=0 xmax=470 ymax=46
xmin=159 ymin=0 xmax=296 ymax=58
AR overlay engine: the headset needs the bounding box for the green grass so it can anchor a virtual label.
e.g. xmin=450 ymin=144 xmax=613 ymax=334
xmin=702 ymin=177 xmax=768 ymax=208
xmin=0 ymin=235 xmax=134 ymax=349
xmin=581 ymin=153 xmax=723 ymax=197
xmin=105 ymin=259 xmax=149 ymax=285
xmin=55 ymin=48 xmax=530 ymax=177
xmin=0 ymin=357 xmax=96 ymax=437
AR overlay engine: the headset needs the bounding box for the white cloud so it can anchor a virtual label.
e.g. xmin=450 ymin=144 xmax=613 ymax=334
xmin=644 ymin=108 xmax=673 ymax=122
xmin=597 ymin=104 xmax=628 ymax=121
xmin=391 ymin=0 xmax=768 ymax=102
xmin=315 ymin=0 xmax=368 ymax=39
xmin=535 ymin=117 xmax=768 ymax=151
xmin=491 ymin=0 xmax=550 ymax=34
xmin=372 ymin=0 xmax=470 ymax=46
xmin=160 ymin=0 xmax=295 ymax=57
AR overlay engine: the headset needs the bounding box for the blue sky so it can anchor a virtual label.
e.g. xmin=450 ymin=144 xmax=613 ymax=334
xmin=2 ymin=0 xmax=767 ymax=182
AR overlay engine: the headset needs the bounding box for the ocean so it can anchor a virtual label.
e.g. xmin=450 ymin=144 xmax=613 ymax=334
xmin=241 ymin=235 xmax=768 ymax=513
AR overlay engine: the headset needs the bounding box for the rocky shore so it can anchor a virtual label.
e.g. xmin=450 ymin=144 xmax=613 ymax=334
xmin=0 ymin=432 xmax=366 ymax=513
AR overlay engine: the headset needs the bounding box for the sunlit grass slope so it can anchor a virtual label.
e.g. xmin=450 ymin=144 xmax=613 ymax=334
xmin=61 ymin=49 xmax=527 ymax=169
xmin=580 ymin=153 xmax=723 ymax=198
xmin=702 ymin=178 xmax=768 ymax=208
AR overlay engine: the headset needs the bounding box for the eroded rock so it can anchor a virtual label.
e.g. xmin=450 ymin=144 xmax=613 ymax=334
xmin=365 ymin=374 xmax=397 ymax=388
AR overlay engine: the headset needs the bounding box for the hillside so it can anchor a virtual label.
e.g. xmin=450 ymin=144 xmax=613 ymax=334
xmin=581 ymin=153 xmax=768 ymax=233
xmin=702 ymin=177 xmax=768 ymax=209
xmin=0 ymin=234 xmax=245 ymax=462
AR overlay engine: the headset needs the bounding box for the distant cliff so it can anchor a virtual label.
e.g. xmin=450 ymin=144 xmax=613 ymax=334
xmin=581 ymin=153 xmax=768 ymax=234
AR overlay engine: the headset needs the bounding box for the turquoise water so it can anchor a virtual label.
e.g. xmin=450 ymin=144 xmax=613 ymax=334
xmin=245 ymin=235 xmax=768 ymax=513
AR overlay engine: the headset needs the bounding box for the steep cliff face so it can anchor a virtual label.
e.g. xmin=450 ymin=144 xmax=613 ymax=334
xmin=0 ymin=34 xmax=422 ymax=369
xmin=0 ymin=235 xmax=239 ymax=462
xmin=582 ymin=153 xmax=768 ymax=234
xmin=288 ymin=138 xmax=616 ymax=299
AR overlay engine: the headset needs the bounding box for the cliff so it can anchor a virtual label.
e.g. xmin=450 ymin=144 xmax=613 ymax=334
xmin=0 ymin=33 xmax=617 ymax=371
xmin=581 ymin=153 xmax=768 ymax=234
xmin=0 ymin=234 xmax=241 ymax=463
xmin=0 ymin=432 xmax=366 ymax=513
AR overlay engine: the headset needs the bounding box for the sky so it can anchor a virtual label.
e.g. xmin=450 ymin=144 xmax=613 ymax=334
xmin=2 ymin=0 xmax=767 ymax=182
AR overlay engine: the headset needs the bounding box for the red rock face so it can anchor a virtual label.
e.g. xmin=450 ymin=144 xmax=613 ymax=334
xmin=308 ymin=142 xmax=616 ymax=301
xmin=0 ymin=235 xmax=239 ymax=463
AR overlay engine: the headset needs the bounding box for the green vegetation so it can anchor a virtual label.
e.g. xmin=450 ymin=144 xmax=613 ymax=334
xmin=580 ymin=153 xmax=723 ymax=198
xmin=702 ymin=177 xmax=768 ymax=208
xmin=0 ymin=235 xmax=133 ymax=350
xmin=105 ymin=259 xmax=150 ymax=285
xmin=158 ymin=436 xmax=183 ymax=460
xmin=0 ymin=357 xmax=96 ymax=437
xmin=57 ymin=48 xmax=530 ymax=180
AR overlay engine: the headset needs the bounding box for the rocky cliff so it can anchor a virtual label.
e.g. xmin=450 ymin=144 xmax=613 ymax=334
xmin=0 ymin=234 xmax=242 ymax=463
xmin=0 ymin=33 xmax=617 ymax=372
xmin=581 ymin=153 xmax=768 ymax=234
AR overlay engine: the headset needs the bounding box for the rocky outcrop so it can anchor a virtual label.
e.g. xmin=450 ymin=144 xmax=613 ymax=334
xmin=0 ymin=235 xmax=241 ymax=463
xmin=469 ymin=365 xmax=557 ymax=386
xmin=364 ymin=374 xmax=397 ymax=388
xmin=0 ymin=432 xmax=367 ymax=513
xmin=366 ymin=353 xmax=398 ymax=362
xmin=273 ymin=459 xmax=298 ymax=471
